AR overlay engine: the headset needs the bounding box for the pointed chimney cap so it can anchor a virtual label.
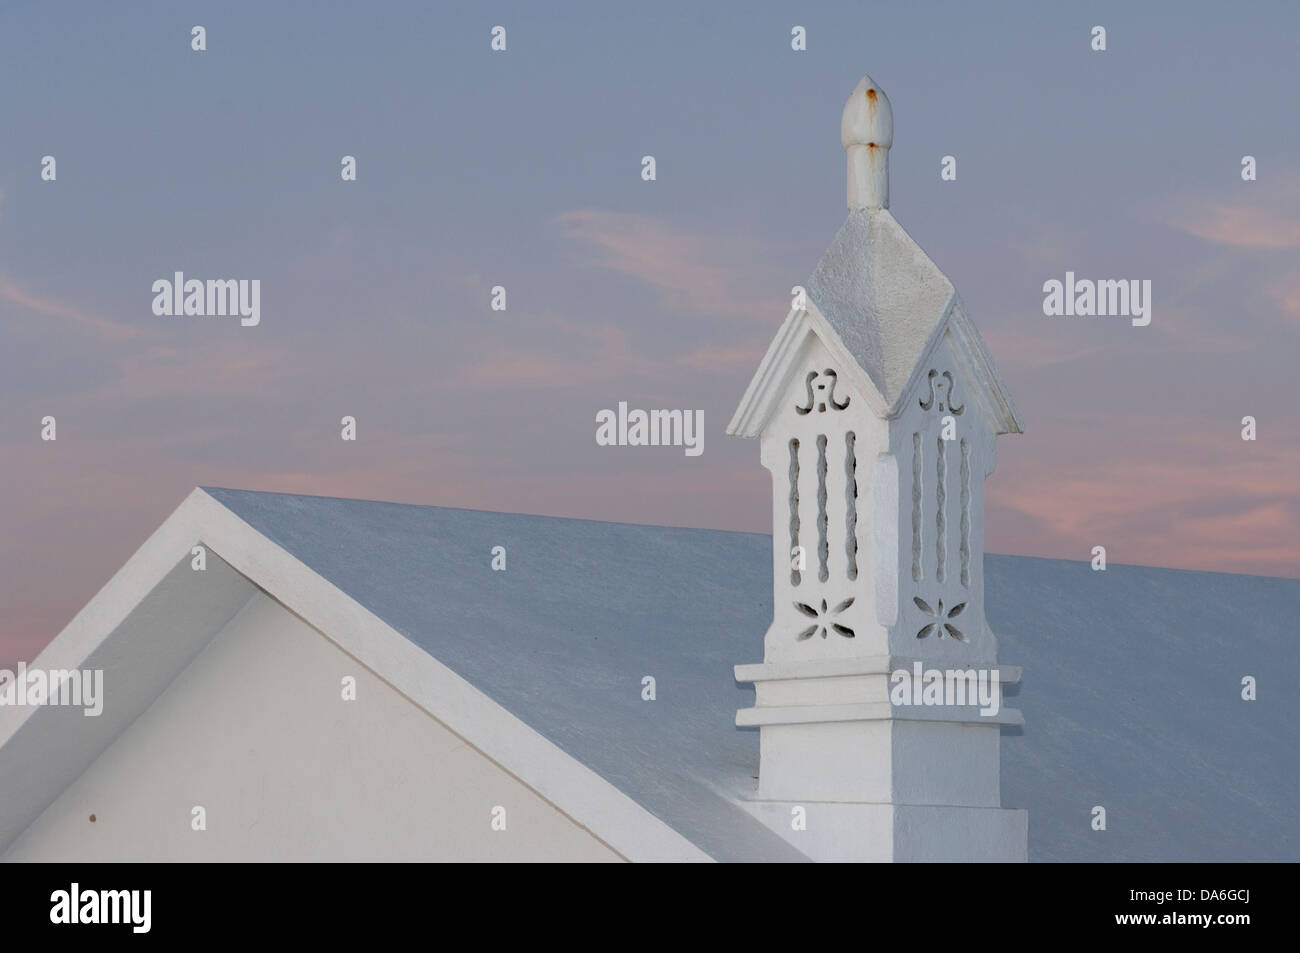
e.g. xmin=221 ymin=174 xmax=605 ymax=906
xmin=841 ymin=75 xmax=892 ymax=209
xmin=841 ymin=74 xmax=893 ymax=149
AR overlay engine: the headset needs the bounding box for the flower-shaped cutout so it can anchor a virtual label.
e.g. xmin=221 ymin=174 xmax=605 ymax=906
xmin=913 ymin=596 xmax=966 ymax=642
xmin=794 ymin=597 xmax=855 ymax=640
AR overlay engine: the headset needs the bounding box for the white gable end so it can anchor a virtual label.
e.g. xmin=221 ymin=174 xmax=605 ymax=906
xmin=4 ymin=590 xmax=623 ymax=862
xmin=728 ymin=304 xmax=888 ymax=439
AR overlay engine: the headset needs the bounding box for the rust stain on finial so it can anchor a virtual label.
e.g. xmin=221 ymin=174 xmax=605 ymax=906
xmin=843 ymin=75 xmax=892 ymax=209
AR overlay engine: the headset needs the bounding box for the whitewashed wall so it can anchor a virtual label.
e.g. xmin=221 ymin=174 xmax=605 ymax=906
xmin=888 ymin=327 xmax=999 ymax=663
xmin=3 ymin=591 xmax=621 ymax=862
xmin=758 ymin=332 xmax=890 ymax=662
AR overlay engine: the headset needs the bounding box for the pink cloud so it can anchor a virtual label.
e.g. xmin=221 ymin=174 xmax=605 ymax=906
xmin=989 ymin=423 xmax=1300 ymax=578
xmin=1174 ymin=183 xmax=1300 ymax=250
xmin=1266 ymin=270 xmax=1300 ymax=322
xmin=556 ymin=208 xmax=783 ymax=320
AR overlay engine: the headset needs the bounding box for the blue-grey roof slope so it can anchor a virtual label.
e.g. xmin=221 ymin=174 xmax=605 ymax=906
xmin=205 ymin=488 xmax=1300 ymax=862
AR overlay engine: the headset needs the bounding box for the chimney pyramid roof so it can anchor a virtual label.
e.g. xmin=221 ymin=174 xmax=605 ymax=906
xmin=728 ymin=74 xmax=1023 ymax=437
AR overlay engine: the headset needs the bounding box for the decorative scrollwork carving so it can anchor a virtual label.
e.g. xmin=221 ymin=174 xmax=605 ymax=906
xmin=918 ymin=369 xmax=964 ymax=415
xmin=795 ymin=369 xmax=851 ymax=415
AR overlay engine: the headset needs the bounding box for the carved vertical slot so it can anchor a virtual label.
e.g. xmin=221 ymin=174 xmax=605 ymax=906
xmin=911 ymin=432 xmax=922 ymax=582
xmin=816 ymin=434 xmax=829 ymax=583
xmin=845 ymin=431 xmax=858 ymax=581
xmin=960 ymin=438 xmax=971 ymax=588
xmin=936 ymin=436 xmax=946 ymax=583
xmin=789 ymin=439 xmax=801 ymax=586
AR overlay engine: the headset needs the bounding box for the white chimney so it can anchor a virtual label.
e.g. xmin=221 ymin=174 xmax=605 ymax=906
xmin=726 ymin=75 xmax=1027 ymax=862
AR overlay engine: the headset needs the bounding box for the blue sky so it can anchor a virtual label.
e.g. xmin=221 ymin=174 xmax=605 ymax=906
xmin=2 ymin=0 xmax=1299 ymax=661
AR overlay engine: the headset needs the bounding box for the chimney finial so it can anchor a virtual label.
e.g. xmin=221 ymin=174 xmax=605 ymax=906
xmin=841 ymin=74 xmax=892 ymax=210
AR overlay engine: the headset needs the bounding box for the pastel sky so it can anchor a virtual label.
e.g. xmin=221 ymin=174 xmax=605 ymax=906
xmin=2 ymin=0 xmax=1298 ymax=666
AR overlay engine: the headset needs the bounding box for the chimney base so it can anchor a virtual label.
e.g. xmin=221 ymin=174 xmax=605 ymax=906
xmin=737 ymin=799 xmax=1028 ymax=862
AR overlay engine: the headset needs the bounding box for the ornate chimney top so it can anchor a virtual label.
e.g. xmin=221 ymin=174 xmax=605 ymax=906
xmin=725 ymin=76 xmax=1027 ymax=862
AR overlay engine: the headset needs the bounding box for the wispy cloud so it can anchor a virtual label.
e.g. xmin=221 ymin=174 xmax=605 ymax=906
xmin=989 ymin=420 xmax=1300 ymax=577
xmin=89 ymin=339 xmax=294 ymax=401
xmin=979 ymin=327 xmax=1106 ymax=369
xmin=556 ymin=208 xmax=782 ymax=320
xmin=677 ymin=340 xmax=769 ymax=371
xmin=1173 ymin=183 xmax=1300 ymax=250
xmin=1165 ymin=184 xmax=1300 ymax=332
xmin=1014 ymin=229 xmax=1072 ymax=269
xmin=1266 ymin=270 xmax=1300 ymax=322
xmin=0 ymin=275 xmax=141 ymax=341
xmin=447 ymin=315 xmax=663 ymax=389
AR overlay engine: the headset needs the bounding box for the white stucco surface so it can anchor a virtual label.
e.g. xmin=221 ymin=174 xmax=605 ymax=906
xmin=4 ymin=590 xmax=621 ymax=862
xmin=806 ymin=207 xmax=955 ymax=411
